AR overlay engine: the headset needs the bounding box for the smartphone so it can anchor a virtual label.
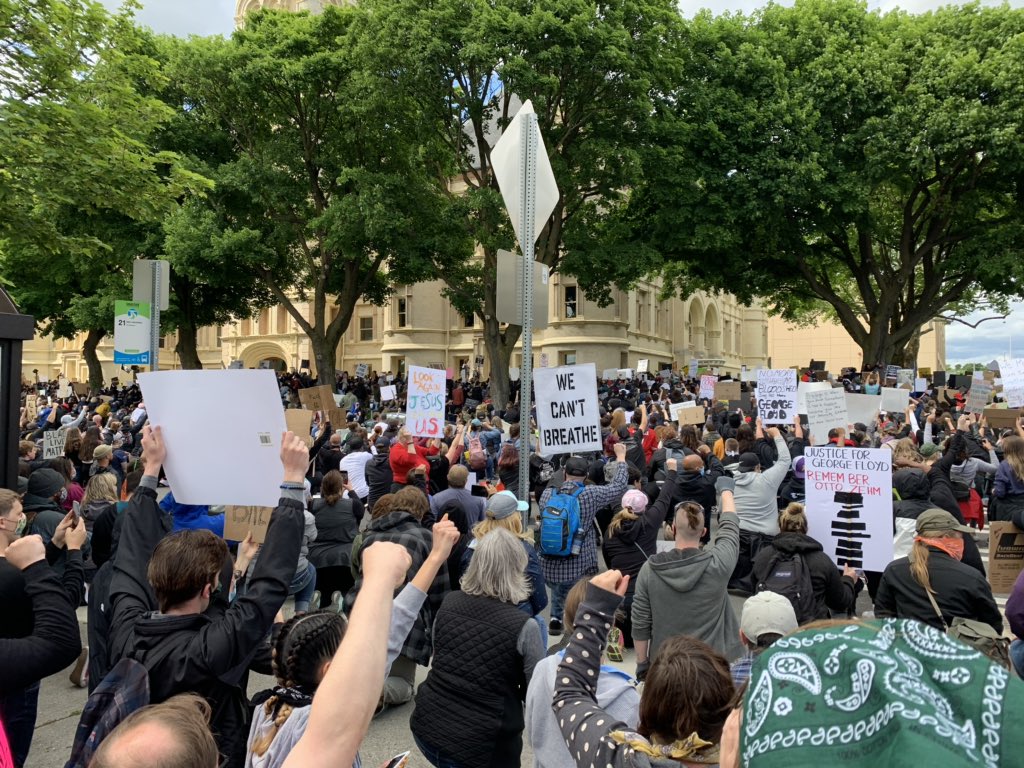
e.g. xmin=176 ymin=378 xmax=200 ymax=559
xmin=382 ymin=752 xmax=411 ymax=768
xmin=470 ymin=484 xmax=489 ymax=498
xmin=339 ymin=471 xmax=349 ymax=485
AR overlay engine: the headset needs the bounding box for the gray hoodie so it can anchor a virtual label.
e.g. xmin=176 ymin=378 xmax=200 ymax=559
xmin=526 ymin=653 xmax=639 ymax=768
xmin=631 ymin=512 xmax=742 ymax=661
xmin=731 ymin=433 xmax=790 ymax=534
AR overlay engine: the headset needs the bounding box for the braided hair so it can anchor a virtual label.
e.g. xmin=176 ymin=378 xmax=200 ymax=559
xmin=251 ymin=611 xmax=346 ymax=757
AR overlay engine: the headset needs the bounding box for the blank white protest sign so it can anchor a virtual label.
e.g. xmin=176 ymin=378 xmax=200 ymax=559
xmin=139 ymin=370 xmax=287 ymax=507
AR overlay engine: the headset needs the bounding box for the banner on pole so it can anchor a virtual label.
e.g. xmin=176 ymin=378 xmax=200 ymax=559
xmin=113 ymin=301 xmax=151 ymax=365
xmin=805 ymin=446 xmax=893 ymax=572
xmin=534 ymin=363 xmax=602 ymax=453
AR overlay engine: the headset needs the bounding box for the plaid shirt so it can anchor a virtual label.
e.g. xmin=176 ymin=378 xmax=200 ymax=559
xmin=67 ymin=658 xmax=150 ymax=768
xmin=344 ymin=510 xmax=449 ymax=666
xmin=731 ymin=650 xmax=756 ymax=687
xmin=538 ymin=462 xmax=629 ymax=584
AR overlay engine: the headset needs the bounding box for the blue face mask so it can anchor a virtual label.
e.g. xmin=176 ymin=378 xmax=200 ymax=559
xmin=699 ymin=468 xmax=706 ymax=477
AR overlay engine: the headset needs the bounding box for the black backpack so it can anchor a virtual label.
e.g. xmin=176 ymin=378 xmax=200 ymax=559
xmin=756 ymin=551 xmax=817 ymax=624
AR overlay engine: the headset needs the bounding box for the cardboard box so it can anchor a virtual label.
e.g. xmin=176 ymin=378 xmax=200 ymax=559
xmin=715 ymin=381 xmax=740 ymax=402
xmin=988 ymin=522 xmax=1024 ymax=593
xmin=984 ymin=407 xmax=1022 ymax=431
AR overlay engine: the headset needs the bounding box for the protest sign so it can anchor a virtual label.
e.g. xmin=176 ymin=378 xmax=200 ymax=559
xmin=298 ymin=385 xmax=335 ymax=412
xmin=617 ymin=368 xmax=633 ymax=380
xmin=405 ymin=365 xmax=445 ymax=437
xmin=380 ymin=384 xmax=397 ymax=402
xmin=885 ymin=364 xmax=899 ymax=381
xmin=965 ymin=381 xmax=993 ymax=414
xmin=669 ymin=401 xmax=705 ymax=425
xmin=539 ymin=353 xmax=549 ymax=369
xmin=756 ymin=369 xmax=797 ymax=425
xmin=284 ymin=409 xmax=313 ymax=447
xmin=688 ymin=359 xmax=698 ymax=379
xmin=25 ymin=395 xmax=38 ymax=415
xmin=474 ymin=355 xmax=484 ymax=367
xmin=984 ymin=407 xmax=1022 ymax=431
xmin=804 ymin=446 xmax=893 ymax=572
xmin=57 ymin=378 xmax=71 ymax=398
xmin=796 ymin=381 xmax=831 ymax=414
xmin=534 ymin=363 xmax=602 ymax=453
xmin=933 ymin=371 xmax=946 ymax=387
xmin=139 ymin=370 xmax=286 ymax=506
xmin=224 ymin=505 xmax=274 ymax=544
xmin=72 ymin=382 xmax=89 ymax=396
xmin=43 ymin=431 xmax=64 ymax=460
xmin=845 ymin=393 xmax=881 ymax=427
xmin=355 ymin=363 xmax=369 ymax=378
xmin=326 ymin=407 xmax=347 ymax=428
xmin=896 ymin=369 xmax=913 ymax=387
xmin=988 ymin=522 xmax=1024 ymax=593
xmin=508 ymin=367 xmax=520 ymax=382
xmin=880 ymin=387 xmax=910 ymax=413
xmin=637 ymin=359 xmax=649 ymax=374
xmin=659 ymin=369 xmax=673 ymax=380
xmin=1000 ymin=358 xmax=1024 ymax=387
xmin=715 ymin=380 xmax=740 ymax=402
xmin=914 ymin=377 xmax=927 ymax=392
xmin=805 ymin=388 xmax=848 ymax=443
xmin=699 ymin=375 xmax=716 ymax=400
xmin=601 ymin=368 xmax=618 ymax=381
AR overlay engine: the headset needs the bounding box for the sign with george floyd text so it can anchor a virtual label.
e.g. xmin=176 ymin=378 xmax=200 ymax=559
xmin=757 ymin=369 xmax=797 ymax=425
xmin=535 ymin=363 xmax=602 ymax=453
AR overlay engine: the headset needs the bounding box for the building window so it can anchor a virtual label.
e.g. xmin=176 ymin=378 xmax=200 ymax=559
xmin=397 ymin=298 xmax=409 ymax=328
xmin=564 ymin=285 xmax=578 ymax=319
xmin=638 ymin=290 xmax=649 ymax=331
xmin=258 ymin=309 xmax=269 ymax=336
xmin=359 ymin=316 xmax=373 ymax=342
xmin=158 ymin=336 xmax=166 ymax=349
xmin=463 ymin=312 xmax=475 ymax=328
xmin=561 ymin=351 xmax=577 ymax=366
xmin=216 ymin=326 xmax=223 ymax=348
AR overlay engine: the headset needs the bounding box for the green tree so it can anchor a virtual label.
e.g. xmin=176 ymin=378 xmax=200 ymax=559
xmin=170 ymin=8 xmax=471 ymax=384
xmin=609 ymin=0 xmax=1024 ymax=367
xmin=359 ymin=0 xmax=685 ymax=408
xmin=0 ymin=1 xmax=209 ymax=388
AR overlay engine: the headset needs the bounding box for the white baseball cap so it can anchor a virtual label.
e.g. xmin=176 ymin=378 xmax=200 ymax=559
xmin=740 ymin=592 xmax=799 ymax=643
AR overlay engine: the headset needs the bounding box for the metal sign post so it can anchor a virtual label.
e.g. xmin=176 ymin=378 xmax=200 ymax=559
xmin=516 ymin=112 xmax=539 ymax=524
xmin=150 ymin=260 xmax=162 ymax=371
xmin=133 ymin=259 xmax=169 ymax=372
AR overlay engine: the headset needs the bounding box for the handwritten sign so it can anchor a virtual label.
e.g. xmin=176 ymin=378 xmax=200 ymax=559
xmin=224 ymin=505 xmax=274 ymax=544
xmin=355 ymin=363 xmax=369 ymax=378
xmin=380 ymin=384 xmax=397 ymax=402
xmin=804 ymin=446 xmax=893 ymax=572
xmin=43 ymin=431 xmax=64 ymax=460
xmin=805 ymin=387 xmax=848 ymax=443
xmin=670 ymin=402 xmax=705 ymax=425
xmin=298 ymin=385 xmax=335 ymax=413
xmin=406 ymin=365 xmax=446 ymax=437
xmin=966 ymin=381 xmax=993 ymax=415
xmin=699 ymin=375 xmax=717 ymax=400
xmin=756 ymin=369 xmax=797 ymax=425
xmin=637 ymin=359 xmax=649 ymax=374
xmin=534 ymin=363 xmax=602 ymax=453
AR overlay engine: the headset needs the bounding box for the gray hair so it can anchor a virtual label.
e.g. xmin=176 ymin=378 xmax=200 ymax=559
xmin=460 ymin=528 xmax=530 ymax=605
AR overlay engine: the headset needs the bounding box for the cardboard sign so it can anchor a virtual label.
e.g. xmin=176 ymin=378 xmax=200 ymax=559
xmin=670 ymin=401 xmax=705 ymax=425
xmin=845 ymin=393 xmax=881 ymax=427
xmin=880 ymin=387 xmax=910 ymax=413
xmin=757 ymin=369 xmax=797 ymax=425
xmin=284 ymin=409 xmax=313 ymax=447
xmin=223 ymin=505 xmax=274 ymax=544
xmin=715 ymin=380 xmax=740 ymax=402
xmin=804 ymin=446 xmax=893 ymax=571
xmin=72 ymin=382 xmax=89 ymax=396
xmin=805 ymin=387 xmax=849 ymax=443
xmin=406 ymin=365 xmax=446 ymax=437
xmin=43 ymin=430 xmax=64 ymax=460
xmin=918 ymin=367 xmax=932 ymax=377
xmin=984 ymin=407 xmax=1022 ymax=431
xmin=965 ymin=381 xmax=993 ymax=415
xmin=699 ymin=375 xmax=717 ymax=400
xmin=298 ymin=385 xmax=336 ymax=413
xmin=25 ymin=395 xmax=38 ymax=414
xmin=534 ymin=363 xmax=602 ymax=453
xmin=380 ymin=385 xmax=397 ymax=402
xmin=326 ymin=407 xmax=347 ymax=428
xmin=988 ymin=522 xmax=1024 ymax=593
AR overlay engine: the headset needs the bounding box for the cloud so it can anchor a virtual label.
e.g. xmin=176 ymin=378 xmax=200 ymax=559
xmin=98 ymin=0 xmax=235 ymax=38
xmin=945 ymin=301 xmax=1024 ymax=365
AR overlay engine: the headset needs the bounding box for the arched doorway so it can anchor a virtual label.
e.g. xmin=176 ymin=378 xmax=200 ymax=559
xmin=239 ymin=341 xmax=290 ymax=371
xmin=704 ymin=303 xmax=722 ymax=357
xmin=687 ymin=298 xmax=705 ymax=356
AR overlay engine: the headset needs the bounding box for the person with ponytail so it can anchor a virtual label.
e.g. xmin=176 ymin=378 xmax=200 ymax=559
xmin=751 ymin=502 xmax=859 ymax=622
xmin=245 ymin=519 xmax=460 ymax=768
xmin=993 ymin=431 xmax=1024 ymax=527
xmin=875 ymin=509 xmax=1002 ymax=633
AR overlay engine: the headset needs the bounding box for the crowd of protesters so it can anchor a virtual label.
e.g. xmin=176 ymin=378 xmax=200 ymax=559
xmin=4 ymin=361 xmax=1024 ymax=768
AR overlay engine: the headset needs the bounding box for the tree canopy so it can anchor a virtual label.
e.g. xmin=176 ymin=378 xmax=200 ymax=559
xmin=599 ymin=0 xmax=1024 ymax=367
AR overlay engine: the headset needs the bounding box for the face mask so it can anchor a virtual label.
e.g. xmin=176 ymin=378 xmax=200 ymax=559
xmin=12 ymin=517 xmax=26 ymax=537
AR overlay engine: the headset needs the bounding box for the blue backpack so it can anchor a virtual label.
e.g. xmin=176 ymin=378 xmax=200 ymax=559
xmin=540 ymin=484 xmax=585 ymax=557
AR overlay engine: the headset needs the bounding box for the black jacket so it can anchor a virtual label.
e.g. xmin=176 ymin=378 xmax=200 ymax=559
xmin=601 ymin=496 xmax=664 ymax=596
xmin=669 ymin=456 xmax=725 ymax=524
xmin=875 ymin=547 xmax=1003 ymax=633
xmin=308 ymin=493 xmax=364 ymax=569
xmin=751 ymin=532 xmax=857 ymax=620
xmin=108 ymin=477 xmax=304 ymax=768
xmin=365 ymin=451 xmax=393 ymax=513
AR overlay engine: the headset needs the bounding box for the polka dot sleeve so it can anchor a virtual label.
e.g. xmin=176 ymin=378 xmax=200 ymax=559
xmin=552 ymin=583 xmax=632 ymax=768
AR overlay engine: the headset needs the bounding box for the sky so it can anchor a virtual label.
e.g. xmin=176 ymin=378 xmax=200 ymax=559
xmin=101 ymin=0 xmax=1022 ymax=364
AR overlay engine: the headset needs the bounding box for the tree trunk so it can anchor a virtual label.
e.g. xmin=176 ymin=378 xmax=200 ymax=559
xmin=82 ymin=328 xmax=106 ymax=392
xmin=483 ymin=316 xmax=523 ymax=412
xmin=175 ymin=322 xmax=203 ymax=369
xmin=312 ymin=329 xmax=343 ymax=387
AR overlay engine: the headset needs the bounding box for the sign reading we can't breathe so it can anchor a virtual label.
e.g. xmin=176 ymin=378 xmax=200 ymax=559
xmin=534 ymin=362 xmax=602 ymax=454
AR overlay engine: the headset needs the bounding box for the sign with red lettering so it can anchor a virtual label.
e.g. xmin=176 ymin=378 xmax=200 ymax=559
xmin=804 ymin=446 xmax=893 ymax=572
xmin=406 ymin=365 xmax=446 ymax=437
